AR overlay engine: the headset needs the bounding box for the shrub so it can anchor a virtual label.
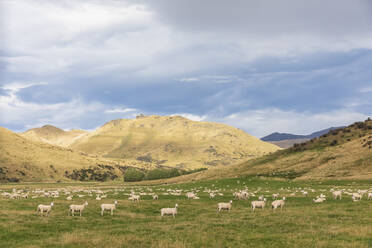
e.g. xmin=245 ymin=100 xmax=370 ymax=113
xmin=145 ymin=168 xmax=180 ymax=180
xmin=123 ymin=168 xmax=145 ymax=182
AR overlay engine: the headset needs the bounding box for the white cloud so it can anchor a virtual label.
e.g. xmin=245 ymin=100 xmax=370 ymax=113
xmin=359 ymin=86 xmax=372 ymax=93
xmin=177 ymin=77 xmax=200 ymax=82
xmin=2 ymin=0 xmax=372 ymax=79
xmin=171 ymin=113 xmax=207 ymax=122
xmin=105 ymin=107 xmax=137 ymax=113
xmin=0 ymin=82 xmax=105 ymax=130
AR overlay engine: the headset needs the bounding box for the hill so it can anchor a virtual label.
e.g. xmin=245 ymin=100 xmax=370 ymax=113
xmin=261 ymin=127 xmax=344 ymax=141
xmin=69 ymin=115 xmax=279 ymax=169
xmin=159 ymin=118 xmax=372 ymax=183
xmin=0 ymin=127 xmax=152 ymax=182
xmin=266 ymin=138 xmax=310 ymax=149
xmin=20 ymin=125 xmax=88 ymax=147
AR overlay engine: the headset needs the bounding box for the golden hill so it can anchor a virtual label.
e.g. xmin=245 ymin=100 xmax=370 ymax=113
xmin=69 ymin=115 xmax=279 ymax=169
xmin=0 ymin=127 xmax=148 ymax=182
xmin=20 ymin=125 xmax=88 ymax=147
xmin=158 ymin=119 xmax=372 ymax=183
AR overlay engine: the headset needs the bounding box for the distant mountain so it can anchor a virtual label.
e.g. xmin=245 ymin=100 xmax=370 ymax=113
xmin=20 ymin=125 xmax=88 ymax=147
xmin=261 ymin=127 xmax=345 ymax=142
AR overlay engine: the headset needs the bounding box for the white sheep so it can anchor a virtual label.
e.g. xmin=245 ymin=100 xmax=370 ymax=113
xmin=368 ymin=193 xmax=372 ymax=200
xmin=129 ymin=194 xmax=140 ymax=202
xmin=332 ymin=191 xmax=342 ymax=200
xmin=272 ymin=193 xmax=279 ymax=200
xmin=209 ymin=193 xmax=216 ymax=199
xmin=217 ymin=200 xmax=233 ymax=212
xmin=69 ymin=201 xmax=88 ymax=216
xmin=37 ymin=202 xmax=54 ymax=216
xmin=313 ymin=197 xmax=326 ymax=203
xmin=352 ymin=193 xmax=362 ymax=201
xmin=186 ymin=192 xmax=196 ymax=199
xmin=101 ymin=200 xmax=118 ymax=216
xmin=272 ymin=197 xmax=286 ymax=210
xmin=152 ymin=194 xmax=158 ymax=200
xmin=161 ymin=204 xmax=178 ymax=218
xmin=66 ymin=196 xmax=73 ymax=201
xmin=251 ymin=198 xmax=266 ymax=212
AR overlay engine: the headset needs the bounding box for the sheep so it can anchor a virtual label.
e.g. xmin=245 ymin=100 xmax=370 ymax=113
xmin=352 ymin=193 xmax=362 ymax=201
xmin=129 ymin=194 xmax=140 ymax=202
xmin=96 ymin=195 xmax=102 ymax=201
xmin=332 ymin=191 xmax=342 ymax=200
xmin=217 ymin=200 xmax=233 ymax=212
xmin=272 ymin=197 xmax=286 ymax=210
xmin=161 ymin=204 xmax=178 ymax=218
xmin=66 ymin=196 xmax=73 ymax=201
xmin=251 ymin=198 xmax=266 ymax=212
xmin=368 ymin=193 xmax=372 ymax=200
xmin=272 ymin=193 xmax=279 ymax=200
xmin=37 ymin=202 xmax=54 ymax=216
xmin=313 ymin=197 xmax=326 ymax=203
xmin=186 ymin=192 xmax=196 ymax=199
xmin=152 ymin=194 xmax=158 ymax=200
xmin=101 ymin=200 xmax=118 ymax=216
xmin=209 ymin=193 xmax=216 ymax=199
xmin=69 ymin=201 xmax=88 ymax=216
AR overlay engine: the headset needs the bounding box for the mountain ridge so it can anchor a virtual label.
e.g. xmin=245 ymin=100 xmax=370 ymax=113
xmin=261 ymin=126 xmax=345 ymax=142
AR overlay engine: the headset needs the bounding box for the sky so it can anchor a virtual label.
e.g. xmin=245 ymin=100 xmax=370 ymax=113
xmin=1 ymin=0 xmax=372 ymax=137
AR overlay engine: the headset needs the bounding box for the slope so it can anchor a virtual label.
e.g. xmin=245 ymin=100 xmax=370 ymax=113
xmin=0 ymin=127 xmax=128 ymax=182
xmin=159 ymin=118 xmax=372 ymax=183
xmin=70 ymin=115 xmax=280 ymax=169
xmin=20 ymin=125 xmax=88 ymax=147
xmin=261 ymin=127 xmax=344 ymax=141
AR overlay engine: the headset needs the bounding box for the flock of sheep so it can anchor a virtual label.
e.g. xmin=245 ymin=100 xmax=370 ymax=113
xmin=1 ymin=183 xmax=371 ymax=219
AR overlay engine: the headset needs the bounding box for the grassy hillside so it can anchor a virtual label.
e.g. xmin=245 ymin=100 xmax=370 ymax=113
xmin=0 ymin=127 xmax=148 ymax=182
xmin=69 ymin=115 xmax=279 ymax=169
xmin=267 ymin=138 xmax=310 ymax=148
xmin=156 ymin=118 xmax=372 ymax=183
xmin=20 ymin=125 xmax=88 ymax=147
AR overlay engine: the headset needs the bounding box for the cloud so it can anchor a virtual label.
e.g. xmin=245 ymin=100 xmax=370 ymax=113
xmin=210 ymin=108 xmax=369 ymax=137
xmin=1 ymin=1 xmax=372 ymax=136
xmin=105 ymin=107 xmax=137 ymax=113
xmin=171 ymin=113 xmax=206 ymax=122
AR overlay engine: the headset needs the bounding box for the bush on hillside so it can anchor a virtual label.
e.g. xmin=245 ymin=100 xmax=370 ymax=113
xmin=145 ymin=168 xmax=180 ymax=180
xmin=124 ymin=168 xmax=145 ymax=182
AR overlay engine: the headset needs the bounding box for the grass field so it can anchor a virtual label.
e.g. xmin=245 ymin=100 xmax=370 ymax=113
xmin=0 ymin=177 xmax=371 ymax=248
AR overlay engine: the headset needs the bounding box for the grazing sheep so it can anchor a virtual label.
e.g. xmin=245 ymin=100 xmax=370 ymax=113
xmin=161 ymin=204 xmax=178 ymax=218
xmin=69 ymin=201 xmax=88 ymax=216
xmin=352 ymin=193 xmax=362 ymax=201
xmin=368 ymin=193 xmax=372 ymax=200
xmin=209 ymin=193 xmax=216 ymax=199
xmin=66 ymin=196 xmax=73 ymax=201
xmin=152 ymin=194 xmax=158 ymax=200
xmin=129 ymin=195 xmax=140 ymax=202
xmin=101 ymin=200 xmax=118 ymax=216
xmin=186 ymin=192 xmax=196 ymax=199
xmin=313 ymin=197 xmax=326 ymax=203
xmin=272 ymin=193 xmax=279 ymax=200
xmin=332 ymin=191 xmax=342 ymax=200
xmin=37 ymin=202 xmax=54 ymax=216
xmin=217 ymin=200 xmax=233 ymax=212
xmin=272 ymin=197 xmax=286 ymax=210
xmin=251 ymin=198 xmax=266 ymax=212
xmin=96 ymin=195 xmax=102 ymax=201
